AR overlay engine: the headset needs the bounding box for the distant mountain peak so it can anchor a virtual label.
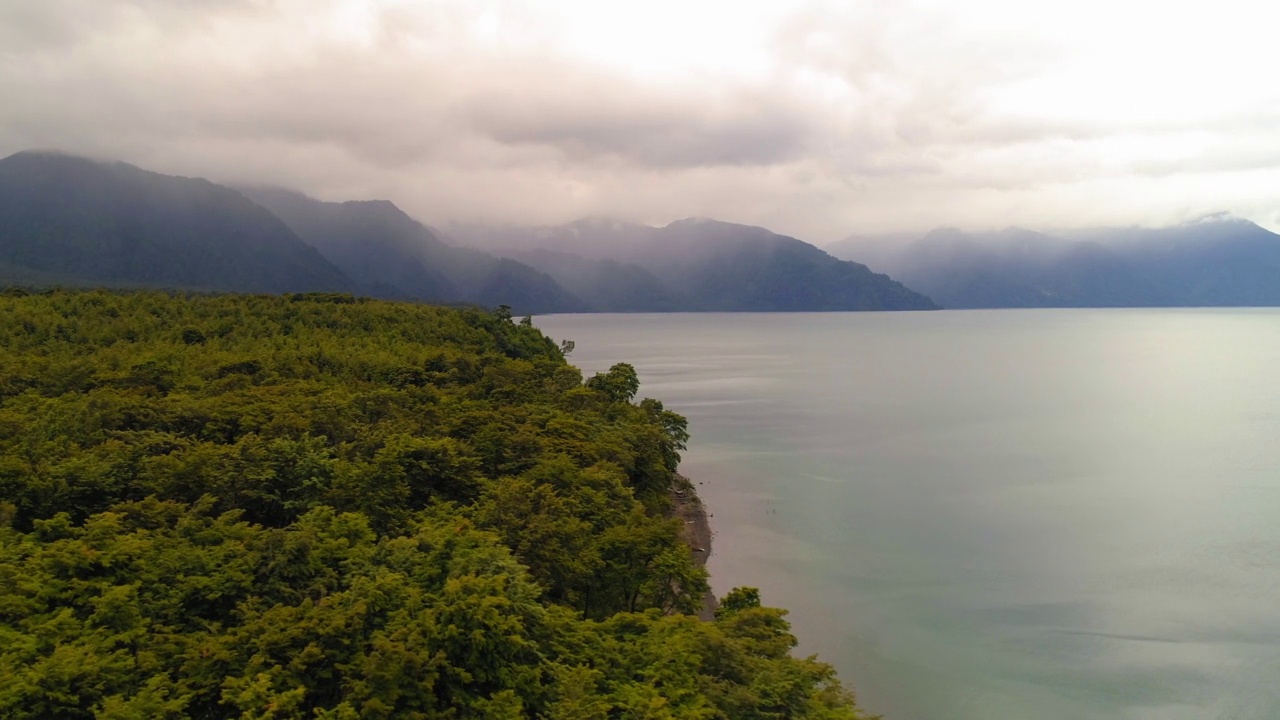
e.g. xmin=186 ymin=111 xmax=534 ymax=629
xmin=339 ymin=198 xmax=405 ymax=214
xmin=5 ymin=149 xmax=100 ymax=162
xmin=447 ymin=214 xmax=938 ymax=311
xmin=665 ymin=217 xmax=777 ymax=237
xmin=559 ymin=215 xmax=648 ymax=238
xmin=827 ymin=214 xmax=1280 ymax=309
xmin=666 ymin=217 xmax=761 ymax=231
xmin=571 ymin=215 xmax=633 ymax=227
xmin=1181 ymin=211 xmax=1251 ymax=227
xmin=238 ymin=187 xmax=404 ymax=214
xmin=998 ymin=226 xmax=1040 ymax=237
xmin=4 ymin=150 xmax=127 ymax=173
xmin=239 ymin=186 xmax=584 ymax=313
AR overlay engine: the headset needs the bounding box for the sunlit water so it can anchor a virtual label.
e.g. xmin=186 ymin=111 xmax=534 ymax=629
xmin=536 ymin=310 xmax=1280 ymax=720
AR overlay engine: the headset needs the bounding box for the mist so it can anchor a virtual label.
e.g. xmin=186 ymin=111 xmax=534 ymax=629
xmin=3 ymin=0 xmax=1279 ymax=242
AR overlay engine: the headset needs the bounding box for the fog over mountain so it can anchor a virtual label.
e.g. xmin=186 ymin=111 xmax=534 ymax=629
xmin=0 ymin=152 xmax=582 ymax=311
xmin=448 ymin=218 xmax=938 ymax=311
xmin=828 ymin=214 xmax=1280 ymax=308
xmin=11 ymin=146 xmax=1277 ymax=311
xmin=240 ymin=187 xmax=585 ymax=313
xmin=0 ymin=150 xmax=936 ymax=311
xmin=2 ymin=1 xmax=1278 ymax=242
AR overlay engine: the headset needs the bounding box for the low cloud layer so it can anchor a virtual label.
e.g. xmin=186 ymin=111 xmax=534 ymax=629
xmin=3 ymin=0 xmax=1278 ymax=242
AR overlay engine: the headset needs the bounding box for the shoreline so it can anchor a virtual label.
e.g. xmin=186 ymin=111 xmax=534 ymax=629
xmin=672 ymin=475 xmax=718 ymax=621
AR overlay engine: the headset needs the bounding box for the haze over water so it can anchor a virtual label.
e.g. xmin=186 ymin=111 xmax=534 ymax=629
xmin=537 ymin=310 xmax=1280 ymax=720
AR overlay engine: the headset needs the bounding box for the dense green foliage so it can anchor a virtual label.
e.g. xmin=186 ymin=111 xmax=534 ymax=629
xmin=0 ymin=290 xmax=866 ymax=719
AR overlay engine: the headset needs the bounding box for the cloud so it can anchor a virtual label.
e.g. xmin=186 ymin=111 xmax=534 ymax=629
xmin=1 ymin=0 xmax=1278 ymax=241
xmin=463 ymin=84 xmax=816 ymax=168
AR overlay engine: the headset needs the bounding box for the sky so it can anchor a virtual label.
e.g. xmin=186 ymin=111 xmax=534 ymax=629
xmin=3 ymin=0 xmax=1279 ymax=243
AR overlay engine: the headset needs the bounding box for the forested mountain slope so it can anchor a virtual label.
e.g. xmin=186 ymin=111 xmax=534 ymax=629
xmin=0 ymin=153 xmax=351 ymax=294
xmin=1081 ymin=214 xmax=1280 ymax=306
xmin=828 ymin=215 xmax=1280 ymax=308
xmin=241 ymin=188 xmax=584 ymax=314
xmin=1 ymin=150 xmax=929 ymax=313
xmin=449 ymin=217 xmax=939 ymax=311
xmin=0 ymin=289 xmax=867 ymax=719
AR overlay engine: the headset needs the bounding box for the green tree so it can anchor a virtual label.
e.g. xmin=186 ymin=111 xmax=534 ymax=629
xmin=587 ymin=362 xmax=640 ymax=404
xmin=0 ymin=290 xmax=869 ymax=720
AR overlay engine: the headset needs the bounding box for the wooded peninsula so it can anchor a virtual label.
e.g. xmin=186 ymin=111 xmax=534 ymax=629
xmin=0 ymin=289 xmax=868 ymax=719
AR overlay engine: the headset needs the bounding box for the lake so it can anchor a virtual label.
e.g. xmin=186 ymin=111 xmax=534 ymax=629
xmin=536 ymin=309 xmax=1280 ymax=720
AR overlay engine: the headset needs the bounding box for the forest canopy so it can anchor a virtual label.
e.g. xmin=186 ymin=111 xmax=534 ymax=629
xmin=0 ymin=290 xmax=867 ymax=719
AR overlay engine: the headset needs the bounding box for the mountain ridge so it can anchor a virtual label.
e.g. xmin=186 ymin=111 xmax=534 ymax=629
xmin=827 ymin=215 xmax=1280 ymax=308
xmin=239 ymin=186 xmax=587 ymax=314
xmin=447 ymin=217 xmax=941 ymax=312
xmin=0 ymin=151 xmax=352 ymax=294
xmin=0 ymin=152 xmax=585 ymax=313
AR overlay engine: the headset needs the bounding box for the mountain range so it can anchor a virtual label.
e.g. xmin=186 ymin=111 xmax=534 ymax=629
xmin=10 ymin=150 xmax=1276 ymax=312
xmin=828 ymin=214 xmax=1280 ymax=308
xmin=0 ymin=151 xmax=938 ymax=312
xmin=446 ymin=217 xmax=939 ymax=311
xmin=238 ymin=187 xmax=584 ymax=312
xmin=0 ymin=151 xmax=350 ymax=294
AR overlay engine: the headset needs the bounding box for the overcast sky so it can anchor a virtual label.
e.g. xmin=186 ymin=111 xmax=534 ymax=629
xmin=3 ymin=0 xmax=1279 ymax=242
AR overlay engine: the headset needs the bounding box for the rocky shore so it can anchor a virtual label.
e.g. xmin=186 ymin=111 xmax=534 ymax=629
xmin=673 ymin=476 xmax=718 ymax=620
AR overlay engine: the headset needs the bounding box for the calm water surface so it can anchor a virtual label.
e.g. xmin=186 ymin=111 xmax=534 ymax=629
xmin=536 ymin=309 xmax=1280 ymax=720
